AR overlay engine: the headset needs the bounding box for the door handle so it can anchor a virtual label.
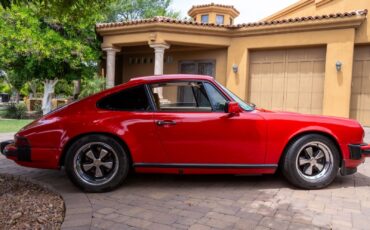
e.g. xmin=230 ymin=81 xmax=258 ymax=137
xmin=156 ymin=120 xmax=176 ymax=126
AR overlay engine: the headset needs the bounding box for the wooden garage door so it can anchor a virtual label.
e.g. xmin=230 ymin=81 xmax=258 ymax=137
xmin=351 ymin=46 xmax=370 ymax=126
xmin=249 ymin=47 xmax=326 ymax=114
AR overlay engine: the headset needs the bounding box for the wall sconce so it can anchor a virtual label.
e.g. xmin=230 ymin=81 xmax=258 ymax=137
xmin=336 ymin=61 xmax=342 ymax=72
xmin=232 ymin=64 xmax=238 ymax=73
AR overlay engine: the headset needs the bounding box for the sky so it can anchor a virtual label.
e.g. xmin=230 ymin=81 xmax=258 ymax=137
xmin=170 ymin=0 xmax=299 ymax=23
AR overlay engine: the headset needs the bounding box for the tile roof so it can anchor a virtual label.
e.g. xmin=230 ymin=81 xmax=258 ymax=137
xmin=96 ymin=10 xmax=367 ymax=30
xmin=237 ymin=9 xmax=367 ymax=28
xmin=188 ymin=3 xmax=240 ymax=14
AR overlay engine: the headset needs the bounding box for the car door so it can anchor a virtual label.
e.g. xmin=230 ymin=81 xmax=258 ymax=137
xmin=149 ymin=80 xmax=267 ymax=166
xmin=96 ymin=84 xmax=164 ymax=164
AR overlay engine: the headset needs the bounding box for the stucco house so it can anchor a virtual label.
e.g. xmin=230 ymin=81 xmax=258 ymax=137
xmin=96 ymin=0 xmax=370 ymax=126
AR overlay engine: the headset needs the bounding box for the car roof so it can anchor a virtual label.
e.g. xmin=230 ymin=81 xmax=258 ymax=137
xmin=128 ymin=74 xmax=214 ymax=84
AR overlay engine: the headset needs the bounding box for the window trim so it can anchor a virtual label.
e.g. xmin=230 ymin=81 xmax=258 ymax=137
xmin=96 ymin=84 xmax=154 ymax=112
xmin=148 ymin=80 xmax=231 ymax=113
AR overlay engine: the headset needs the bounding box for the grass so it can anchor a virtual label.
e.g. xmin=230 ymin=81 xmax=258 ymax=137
xmin=0 ymin=119 xmax=33 ymax=133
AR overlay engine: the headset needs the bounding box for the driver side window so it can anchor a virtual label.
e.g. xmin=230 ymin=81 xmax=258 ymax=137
xmin=203 ymin=82 xmax=228 ymax=112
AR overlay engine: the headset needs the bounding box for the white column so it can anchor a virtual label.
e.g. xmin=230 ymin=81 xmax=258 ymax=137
xmin=149 ymin=43 xmax=170 ymax=100
xmin=103 ymin=47 xmax=120 ymax=89
xmin=150 ymin=43 xmax=170 ymax=75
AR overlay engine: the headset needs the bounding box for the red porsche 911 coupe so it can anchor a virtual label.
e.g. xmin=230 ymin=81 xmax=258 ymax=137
xmin=1 ymin=75 xmax=370 ymax=192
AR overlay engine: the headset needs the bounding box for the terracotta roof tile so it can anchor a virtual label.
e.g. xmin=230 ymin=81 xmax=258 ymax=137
xmin=188 ymin=3 xmax=240 ymax=14
xmin=96 ymin=10 xmax=367 ymax=30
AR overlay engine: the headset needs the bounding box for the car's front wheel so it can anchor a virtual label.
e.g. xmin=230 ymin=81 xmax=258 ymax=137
xmin=282 ymin=134 xmax=340 ymax=189
xmin=65 ymin=134 xmax=129 ymax=192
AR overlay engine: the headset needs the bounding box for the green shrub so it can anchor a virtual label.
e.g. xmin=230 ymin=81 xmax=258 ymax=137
xmin=79 ymin=74 xmax=105 ymax=98
xmin=55 ymin=79 xmax=73 ymax=98
xmin=0 ymin=82 xmax=11 ymax=94
xmin=4 ymin=103 xmax=27 ymax=119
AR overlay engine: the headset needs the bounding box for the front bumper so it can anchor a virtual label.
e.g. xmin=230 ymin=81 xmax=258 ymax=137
xmin=348 ymin=143 xmax=370 ymax=160
xmin=0 ymin=140 xmax=31 ymax=162
xmin=341 ymin=143 xmax=370 ymax=176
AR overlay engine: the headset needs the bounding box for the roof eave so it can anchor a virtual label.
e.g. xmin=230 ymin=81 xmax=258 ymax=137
xmin=96 ymin=15 xmax=366 ymax=38
xmin=234 ymin=16 xmax=366 ymax=37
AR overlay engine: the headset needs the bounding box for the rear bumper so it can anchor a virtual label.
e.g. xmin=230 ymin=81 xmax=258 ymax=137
xmin=0 ymin=140 xmax=31 ymax=162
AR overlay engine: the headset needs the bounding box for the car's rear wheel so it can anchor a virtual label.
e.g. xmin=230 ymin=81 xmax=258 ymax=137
xmin=282 ymin=134 xmax=340 ymax=189
xmin=65 ymin=135 xmax=129 ymax=192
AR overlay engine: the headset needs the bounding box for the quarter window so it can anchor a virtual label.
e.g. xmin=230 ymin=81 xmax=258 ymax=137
xmin=150 ymin=81 xmax=212 ymax=112
xmin=97 ymin=85 xmax=151 ymax=111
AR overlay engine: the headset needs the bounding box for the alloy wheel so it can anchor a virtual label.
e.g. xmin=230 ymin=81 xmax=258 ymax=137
xmin=295 ymin=141 xmax=334 ymax=181
xmin=73 ymin=142 xmax=119 ymax=186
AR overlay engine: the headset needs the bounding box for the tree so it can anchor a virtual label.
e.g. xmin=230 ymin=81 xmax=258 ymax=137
xmin=0 ymin=0 xmax=179 ymax=114
xmin=106 ymin=0 xmax=180 ymax=22
xmin=0 ymin=5 xmax=99 ymax=114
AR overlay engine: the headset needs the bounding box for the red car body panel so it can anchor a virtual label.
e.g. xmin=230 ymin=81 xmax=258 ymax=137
xmin=3 ymin=74 xmax=368 ymax=175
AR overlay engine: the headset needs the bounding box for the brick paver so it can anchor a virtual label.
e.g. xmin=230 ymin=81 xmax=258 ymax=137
xmin=1 ymin=129 xmax=370 ymax=229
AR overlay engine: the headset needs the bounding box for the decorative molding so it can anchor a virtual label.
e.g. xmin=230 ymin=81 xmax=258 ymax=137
xmin=102 ymin=46 xmax=121 ymax=52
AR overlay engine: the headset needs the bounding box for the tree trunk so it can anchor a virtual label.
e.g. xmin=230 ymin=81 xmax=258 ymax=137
xmin=29 ymin=80 xmax=38 ymax=99
xmin=42 ymin=79 xmax=58 ymax=115
xmin=13 ymin=89 xmax=20 ymax=104
xmin=73 ymin=79 xmax=81 ymax=100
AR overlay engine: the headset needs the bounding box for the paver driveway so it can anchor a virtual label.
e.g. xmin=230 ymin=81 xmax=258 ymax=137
xmin=1 ymin=130 xmax=370 ymax=230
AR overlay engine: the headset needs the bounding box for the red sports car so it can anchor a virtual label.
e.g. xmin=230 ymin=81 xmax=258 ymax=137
xmin=1 ymin=75 xmax=370 ymax=192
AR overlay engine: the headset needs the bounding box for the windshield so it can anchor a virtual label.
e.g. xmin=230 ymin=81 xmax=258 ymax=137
xmin=216 ymin=81 xmax=254 ymax=111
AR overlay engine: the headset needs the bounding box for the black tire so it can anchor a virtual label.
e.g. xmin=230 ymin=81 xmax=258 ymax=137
xmin=281 ymin=134 xmax=340 ymax=189
xmin=65 ymin=134 xmax=129 ymax=192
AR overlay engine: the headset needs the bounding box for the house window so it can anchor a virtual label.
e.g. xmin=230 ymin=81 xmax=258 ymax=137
xmin=179 ymin=60 xmax=216 ymax=77
xmin=216 ymin=15 xmax=224 ymax=24
xmin=201 ymin=14 xmax=209 ymax=23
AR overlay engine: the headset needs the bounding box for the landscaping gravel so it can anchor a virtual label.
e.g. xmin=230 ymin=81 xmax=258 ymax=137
xmin=0 ymin=174 xmax=65 ymax=229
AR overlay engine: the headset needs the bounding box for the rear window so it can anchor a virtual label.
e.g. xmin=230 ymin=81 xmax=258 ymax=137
xmin=97 ymin=85 xmax=151 ymax=111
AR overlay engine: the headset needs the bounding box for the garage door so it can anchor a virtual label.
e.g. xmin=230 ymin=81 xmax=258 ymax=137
xmin=351 ymin=46 xmax=370 ymax=126
xmin=249 ymin=47 xmax=326 ymax=115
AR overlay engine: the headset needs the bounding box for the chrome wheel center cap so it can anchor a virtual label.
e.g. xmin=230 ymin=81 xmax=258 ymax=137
xmin=93 ymin=159 xmax=102 ymax=167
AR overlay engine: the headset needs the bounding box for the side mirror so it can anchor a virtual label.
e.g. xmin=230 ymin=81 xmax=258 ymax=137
xmin=225 ymin=101 xmax=242 ymax=115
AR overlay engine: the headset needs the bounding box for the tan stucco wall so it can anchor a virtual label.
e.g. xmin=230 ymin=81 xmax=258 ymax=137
xmin=226 ymin=28 xmax=356 ymax=117
xmin=267 ymin=0 xmax=370 ymax=43
xmin=120 ymin=48 xmax=227 ymax=85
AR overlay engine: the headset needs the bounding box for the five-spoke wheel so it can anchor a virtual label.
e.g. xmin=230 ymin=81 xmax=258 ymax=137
xmin=74 ymin=142 xmax=119 ymax=186
xmin=65 ymin=135 xmax=129 ymax=192
xmin=282 ymin=134 xmax=339 ymax=189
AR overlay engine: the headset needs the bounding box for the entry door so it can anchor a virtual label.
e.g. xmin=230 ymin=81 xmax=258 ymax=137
xmin=149 ymin=81 xmax=266 ymax=164
xmin=179 ymin=60 xmax=216 ymax=103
